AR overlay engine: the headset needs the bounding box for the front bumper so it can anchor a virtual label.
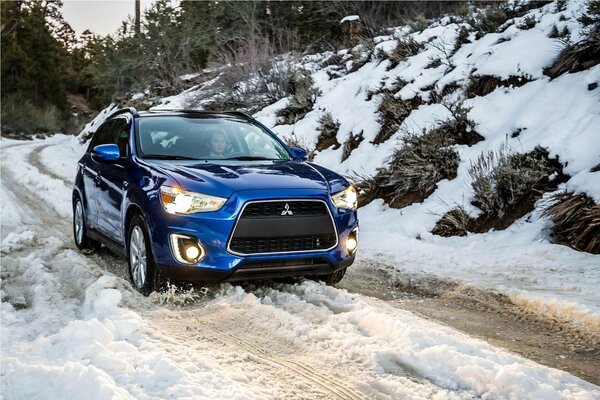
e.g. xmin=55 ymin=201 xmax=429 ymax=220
xmin=147 ymin=188 xmax=358 ymax=283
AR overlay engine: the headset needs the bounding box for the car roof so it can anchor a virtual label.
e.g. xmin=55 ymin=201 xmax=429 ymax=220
xmin=109 ymin=107 xmax=253 ymax=121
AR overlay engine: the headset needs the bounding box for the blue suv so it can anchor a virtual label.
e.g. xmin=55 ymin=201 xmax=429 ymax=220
xmin=73 ymin=108 xmax=358 ymax=295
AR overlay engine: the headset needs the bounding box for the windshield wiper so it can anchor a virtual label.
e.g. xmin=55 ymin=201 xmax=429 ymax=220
xmin=222 ymin=156 xmax=280 ymax=161
xmin=142 ymin=154 xmax=201 ymax=161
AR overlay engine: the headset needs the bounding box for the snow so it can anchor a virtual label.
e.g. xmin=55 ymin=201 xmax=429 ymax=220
xmin=77 ymin=104 xmax=118 ymax=141
xmin=340 ymin=15 xmax=360 ymax=24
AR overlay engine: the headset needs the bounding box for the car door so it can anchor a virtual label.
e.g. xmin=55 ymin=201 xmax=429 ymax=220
xmin=95 ymin=116 xmax=130 ymax=244
xmin=82 ymin=120 xmax=115 ymax=230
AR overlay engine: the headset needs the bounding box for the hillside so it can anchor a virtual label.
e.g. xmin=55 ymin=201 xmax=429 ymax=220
xmin=115 ymin=0 xmax=600 ymax=322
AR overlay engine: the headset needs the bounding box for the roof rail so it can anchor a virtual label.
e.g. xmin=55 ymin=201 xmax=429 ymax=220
xmin=223 ymin=110 xmax=253 ymax=120
xmin=109 ymin=107 xmax=138 ymax=118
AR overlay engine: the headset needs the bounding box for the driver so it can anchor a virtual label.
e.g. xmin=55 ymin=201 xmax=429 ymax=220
xmin=208 ymin=130 xmax=227 ymax=158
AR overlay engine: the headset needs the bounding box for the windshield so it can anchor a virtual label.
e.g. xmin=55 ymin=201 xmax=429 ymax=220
xmin=136 ymin=116 xmax=291 ymax=161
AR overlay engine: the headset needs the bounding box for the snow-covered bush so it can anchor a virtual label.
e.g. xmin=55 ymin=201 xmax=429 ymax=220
xmin=374 ymin=91 xmax=416 ymax=144
xmin=276 ymin=71 xmax=321 ymax=124
xmin=468 ymin=146 xmax=561 ymax=218
xmin=545 ymin=192 xmax=600 ymax=254
xmin=432 ymin=206 xmax=471 ymax=237
xmin=468 ymin=5 xmax=508 ymax=35
xmin=388 ymin=36 xmax=423 ymax=69
xmin=435 ymin=101 xmax=483 ymax=146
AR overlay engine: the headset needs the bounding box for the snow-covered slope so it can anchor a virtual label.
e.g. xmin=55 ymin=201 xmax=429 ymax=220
xmin=150 ymin=1 xmax=600 ymax=322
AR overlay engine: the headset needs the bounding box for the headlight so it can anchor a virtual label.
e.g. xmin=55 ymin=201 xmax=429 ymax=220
xmin=160 ymin=186 xmax=227 ymax=214
xmin=331 ymin=185 xmax=357 ymax=210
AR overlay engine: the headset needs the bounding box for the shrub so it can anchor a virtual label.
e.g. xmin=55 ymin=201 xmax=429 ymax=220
xmin=436 ymin=101 xmax=484 ymax=146
xmin=544 ymin=25 xmax=600 ymax=78
xmin=378 ymin=129 xmax=460 ymax=207
xmin=466 ymin=75 xmax=531 ymax=98
xmin=407 ymin=14 xmax=429 ymax=33
xmin=315 ymin=112 xmax=341 ymax=151
xmin=388 ymin=36 xmax=423 ymax=69
xmin=276 ymin=71 xmax=321 ymax=124
xmin=432 ymin=206 xmax=471 ymax=237
xmin=374 ymin=92 xmax=416 ymax=144
xmin=468 ymin=5 xmax=509 ymax=34
xmin=425 ymin=58 xmax=442 ymax=69
xmin=544 ymin=193 xmax=600 ymax=254
xmin=468 ymin=146 xmax=560 ymax=218
xmin=548 ymin=24 xmax=570 ymax=39
xmin=341 ymin=132 xmax=364 ymax=161
xmin=1 ymin=96 xmax=63 ymax=135
xmin=517 ymin=15 xmax=537 ymax=30
xmin=451 ymin=25 xmax=471 ymax=55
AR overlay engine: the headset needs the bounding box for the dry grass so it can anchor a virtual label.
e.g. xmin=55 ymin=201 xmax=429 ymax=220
xmin=466 ymin=75 xmax=531 ymax=98
xmin=432 ymin=206 xmax=471 ymax=237
xmin=544 ymin=193 xmax=600 ymax=254
xmin=341 ymin=132 xmax=364 ymax=161
xmin=388 ymin=36 xmax=423 ymax=69
xmin=374 ymin=92 xmax=419 ymax=144
xmin=378 ymin=129 xmax=459 ymax=207
xmin=544 ymin=25 xmax=600 ymax=78
xmin=315 ymin=112 xmax=341 ymax=151
xmin=468 ymin=146 xmax=560 ymax=218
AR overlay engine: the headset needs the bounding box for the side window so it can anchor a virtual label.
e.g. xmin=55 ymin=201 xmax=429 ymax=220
xmin=89 ymin=121 xmax=115 ymax=151
xmin=112 ymin=118 xmax=130 ymax=158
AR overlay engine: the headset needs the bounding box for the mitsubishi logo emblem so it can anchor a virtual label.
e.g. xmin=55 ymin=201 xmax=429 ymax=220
xmin=281 ymin=203 xmax=293 ymax=216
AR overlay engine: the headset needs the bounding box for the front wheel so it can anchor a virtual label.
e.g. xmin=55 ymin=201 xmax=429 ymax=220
xmin=128 ymin=214 xmax=162 ymax=296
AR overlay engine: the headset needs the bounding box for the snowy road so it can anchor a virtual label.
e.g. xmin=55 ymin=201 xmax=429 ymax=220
xmin=1 ymin=137 xmax=599 ymax=399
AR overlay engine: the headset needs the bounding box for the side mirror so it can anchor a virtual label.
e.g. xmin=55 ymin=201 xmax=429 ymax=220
xmin=91 ymin=144 xmax=120 ymax=162
xmin=289 ymin=146 xmax=308 ymax=161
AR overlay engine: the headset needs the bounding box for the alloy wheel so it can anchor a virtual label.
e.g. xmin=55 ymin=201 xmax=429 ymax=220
xmin=129 ymin=225 xmax=147 ymax=288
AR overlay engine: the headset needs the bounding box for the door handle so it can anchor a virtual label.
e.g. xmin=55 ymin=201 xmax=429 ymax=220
xmin=123 ymin=181 xmax=128 ymax=188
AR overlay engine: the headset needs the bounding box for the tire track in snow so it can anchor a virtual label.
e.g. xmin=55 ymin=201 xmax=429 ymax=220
xmin=28 ymin=143 xmax=73 ymax=187
xmin=197 ymin=319 xmax=370 ymax=400
xmin=141 ymin=307 xmax=372 ymax=400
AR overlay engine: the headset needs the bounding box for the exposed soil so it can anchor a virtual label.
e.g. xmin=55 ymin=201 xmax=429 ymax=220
xmin=339 ymin=260 xmax=600 ymax=386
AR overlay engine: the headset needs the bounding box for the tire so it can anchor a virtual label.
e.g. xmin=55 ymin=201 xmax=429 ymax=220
xmin=127 ymin=214 xmax=162 ymax=296
xmin=314 ymin=268 xmax=347 ymax=286
xmin=73 ymin=196 xmax=101 ymax=251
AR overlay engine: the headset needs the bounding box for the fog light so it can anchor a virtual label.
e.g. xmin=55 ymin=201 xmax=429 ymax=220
xmin=185 ymin=245 xmax=200 ymax=260
xmin=346 ymin=228 xmax=359 ymax=255
xmin=170 ymin=233 xmax=205 ymax=264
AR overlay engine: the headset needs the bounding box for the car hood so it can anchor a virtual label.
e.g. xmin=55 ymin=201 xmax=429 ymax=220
xmin=148 ymin=160 xmax=331 ymax=196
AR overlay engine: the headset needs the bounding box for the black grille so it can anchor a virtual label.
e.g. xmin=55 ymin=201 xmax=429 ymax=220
xmin=230 ymin=234 xmax=337 ymax=254
xmin=242 ymin=201 xmax=328 ymax=217
xmin=238 ymin=257 xmax=329 ymax=269
xmin=229 ymin=200 xmax=337 ymax=255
